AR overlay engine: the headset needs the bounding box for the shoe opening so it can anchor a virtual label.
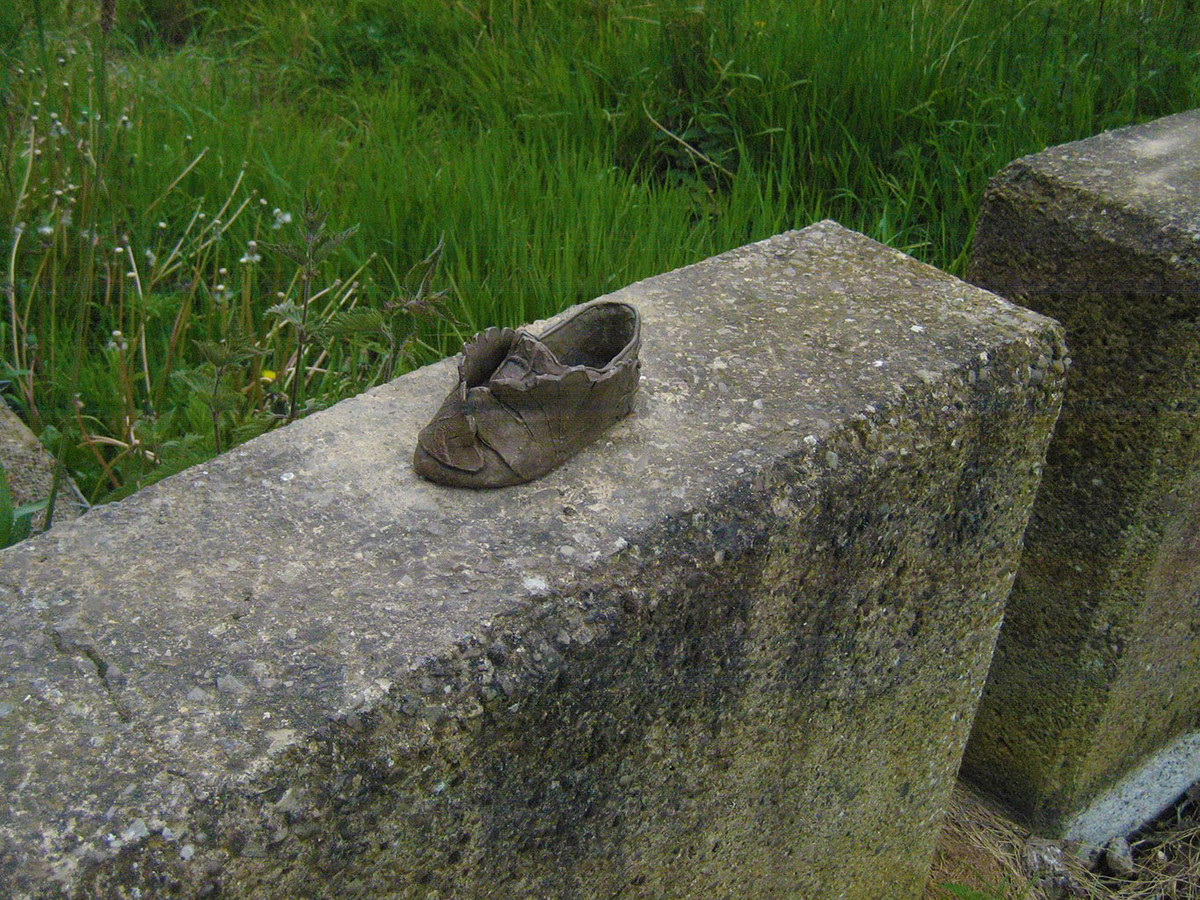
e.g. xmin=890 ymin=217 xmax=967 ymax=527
xmin=542 ymin=302 xmax=639 ymax=370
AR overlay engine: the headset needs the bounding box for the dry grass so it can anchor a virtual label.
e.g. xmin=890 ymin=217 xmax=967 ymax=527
xmin=924 ymin=784 xmax=1038 ymax=900
xmin=1106 ymin=815 xmax=1200 ymax=900
xmin=924 ymin=782 xmax=1200 ymax=900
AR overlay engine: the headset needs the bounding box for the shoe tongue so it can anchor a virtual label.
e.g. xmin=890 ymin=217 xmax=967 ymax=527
xmin=491 ymin=332 xmax=567 ymax=383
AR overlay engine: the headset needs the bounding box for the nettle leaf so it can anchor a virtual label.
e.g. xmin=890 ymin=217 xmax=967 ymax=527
xmin=193 ymin=338 xmax=262 ymax=368
xmin=299 ymin=198 xmax=329 ymax=243
xmin=396 ymin=334 xmax=422 ymax=368
xmin=321 ymin=308 xmax=388 ymax=340
xmin=171 ymin=366 xmax=212 ymax=395
xmin=401 ymin=287 xmax=457 ymax=325
xmin=261 ymin=241 xmax=309 ymax=269
xmin=310 ymin=226 xmax=360 ymax=268
xmin=159 ymin=432 xmax=209 ymax=459
xmin=132 ymin=408 xmax=178 ymax=445
xmin=207 ymin=390 xmax=242 ymax=415
xmin=266 ymin=300 xmax=304 ymax=328
xmin=184 ymin=393 xmax=213 ymax=435
xmin=232 ymin=415 xmax=277 ymax=444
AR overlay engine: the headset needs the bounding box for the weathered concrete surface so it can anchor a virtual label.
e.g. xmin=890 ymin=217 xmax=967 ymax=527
xmin=0 ymin=403 xmax=84 ymax=531
xmin=0 ymin=222 xmax=1065 ymax=900
xmin=964 ymin=110 xmax=1200 ymax=837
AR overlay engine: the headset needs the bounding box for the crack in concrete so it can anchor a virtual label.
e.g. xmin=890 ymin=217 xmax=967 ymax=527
xmin=45 ymin=626 xmax=135 ymax=724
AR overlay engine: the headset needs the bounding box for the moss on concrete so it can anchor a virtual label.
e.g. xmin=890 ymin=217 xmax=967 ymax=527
xmin=964 ymin=110 xmax=1200 ymax=835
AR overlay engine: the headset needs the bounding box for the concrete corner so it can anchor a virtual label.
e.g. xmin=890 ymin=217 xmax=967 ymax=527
xmin=964 ymin=109 xmax=1200 ymax=838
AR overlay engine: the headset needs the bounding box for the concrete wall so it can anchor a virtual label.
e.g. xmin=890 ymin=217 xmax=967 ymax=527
xmin=964 ymin=109 xmax=1200 ymax=841
xmin=0 ymin=222 xmax=1064 ymax=899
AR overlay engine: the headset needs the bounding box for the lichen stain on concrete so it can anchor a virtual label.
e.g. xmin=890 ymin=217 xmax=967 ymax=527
xmin=1130 ymin=132 xmax=1193 ymax=160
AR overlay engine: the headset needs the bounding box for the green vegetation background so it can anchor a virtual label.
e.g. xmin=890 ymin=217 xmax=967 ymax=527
xmin=2 ymin=0 xmax=1197 ymax=506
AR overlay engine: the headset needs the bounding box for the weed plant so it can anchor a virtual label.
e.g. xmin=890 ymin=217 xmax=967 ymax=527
xmin=1 ymin=0 xmax=1197 ymax=507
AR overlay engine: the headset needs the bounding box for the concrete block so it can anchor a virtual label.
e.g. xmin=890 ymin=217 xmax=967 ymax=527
xmin=964 ymin=110 xmax=1200 ymax=837
xmin=0 ymin=403 xmax=85 ymax=531
xmin=0 ymin=222 xmax=1064 ymax=899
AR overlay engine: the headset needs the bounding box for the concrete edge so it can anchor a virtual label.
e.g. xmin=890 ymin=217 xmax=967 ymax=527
xmin=1063 ymin=728 xmax=1200 ymax=846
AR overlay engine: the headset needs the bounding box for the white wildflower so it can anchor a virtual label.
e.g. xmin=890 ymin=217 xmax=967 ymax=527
xmin=239 ymin=240 xmax=261 ymax=265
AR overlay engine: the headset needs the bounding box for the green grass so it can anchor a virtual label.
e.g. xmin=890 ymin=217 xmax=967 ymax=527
xmin=2 ymin=0 xmax=1197 ymax=507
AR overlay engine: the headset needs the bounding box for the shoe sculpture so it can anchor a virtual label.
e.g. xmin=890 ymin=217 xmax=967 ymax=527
xmin=414 ymin=300 xmax=641 ymax=488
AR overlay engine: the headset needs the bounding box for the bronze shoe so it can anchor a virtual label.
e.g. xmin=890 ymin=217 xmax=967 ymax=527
xmin=414 ymin=300 xmax=641 ymax=488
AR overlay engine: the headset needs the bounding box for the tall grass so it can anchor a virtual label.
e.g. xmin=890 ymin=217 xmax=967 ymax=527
xmin=2 ymin=0 xmax=1197 ymax=505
